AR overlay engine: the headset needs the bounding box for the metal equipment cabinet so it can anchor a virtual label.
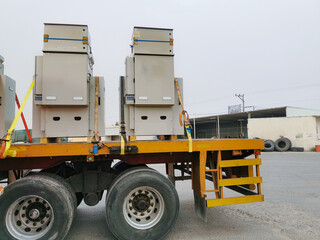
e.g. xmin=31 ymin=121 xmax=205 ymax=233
xmin=121 ymin=27 xmax=183 ymax=136
xmin=0 ymin=56 xmax=16 ymax=138
xmin=43 ymin=23 xmax=92 ymax=54
xmin=32 ymin=24 xmax=104 ymax=138
xmin=132 ymin=27 xmax=174 ymax=55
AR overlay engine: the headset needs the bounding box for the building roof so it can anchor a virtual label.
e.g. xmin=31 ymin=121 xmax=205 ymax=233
xmin=193 ymin=106 xmax=320 ymax=123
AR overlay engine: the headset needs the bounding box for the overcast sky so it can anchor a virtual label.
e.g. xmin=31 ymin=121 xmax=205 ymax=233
xmin=1 ymin=0 xmax=319 ymax=129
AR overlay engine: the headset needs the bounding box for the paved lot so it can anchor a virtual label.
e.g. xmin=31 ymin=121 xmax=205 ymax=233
xmin=66 ymin=152 xmax=320 ymax=240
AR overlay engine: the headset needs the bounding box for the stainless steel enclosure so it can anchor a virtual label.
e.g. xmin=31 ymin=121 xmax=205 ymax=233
xmin=132 ymin=27 xmax=174 ymax=55
xmin=32 ymin=24 xmax=104 ymax=138
xmin=121 ymin=27 xmax=183 ymax=136
xmin=0 ymin=73 xmax=16 ymax=138
xmin=43 ymin=23 xmax=92 ymax=54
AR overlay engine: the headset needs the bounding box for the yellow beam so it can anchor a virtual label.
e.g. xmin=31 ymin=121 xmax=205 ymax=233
xmin=199 ymin=151 xmax=207 ymax=198
xmin=206 ymin=195 xmax=264 ymax=207
xmin=219 ymin=177 xmax=262 ymax=187
xmin=9 ymin=139 xmax=264 ymax=158
xmin=220 ymin=158 xmax=261 ymax=167
xmin=248 ymin=165 xmax=255 ymax=190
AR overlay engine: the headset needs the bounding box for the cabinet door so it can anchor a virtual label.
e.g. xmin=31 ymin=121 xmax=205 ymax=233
xmin=135 ymin=55 xmax=174 ymax=105
xmin=42 ymin=53 xmax=89 ymax=106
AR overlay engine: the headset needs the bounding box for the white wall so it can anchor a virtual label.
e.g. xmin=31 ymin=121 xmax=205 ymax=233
xmin=316 ymin=117 xmax=320 ymax=140
xmin=286 ymin=107 xmax=320 ymax=117
xmin=248 ymin=116 xmax=320 ymax=151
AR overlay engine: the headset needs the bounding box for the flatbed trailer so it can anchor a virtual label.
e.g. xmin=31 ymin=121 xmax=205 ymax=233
xmin=0 ymin=138 xmax=264 ymax=240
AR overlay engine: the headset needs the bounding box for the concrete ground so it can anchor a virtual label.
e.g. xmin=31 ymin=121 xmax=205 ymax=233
xmin=66 ymin=152 xmax=320 ymax=240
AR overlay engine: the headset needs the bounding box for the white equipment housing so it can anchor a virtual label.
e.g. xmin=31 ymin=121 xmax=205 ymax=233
xmin=32 ymin=24 xmax=104 ymax=138
xmin=0 ymin=56 xmax=16 ymax=138
xmin=121 ymin=27 xmax=184 ymax=136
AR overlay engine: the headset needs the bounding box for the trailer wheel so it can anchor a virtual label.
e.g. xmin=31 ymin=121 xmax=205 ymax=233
xmin=275 ymin=137 xmax=291 ymax=152
xmin=41 ymin=163 xmax=83 ymax=206
xmin=112 ymin=161 xmax=147 ymax=173
xmin=0 ymin=174 xmax=75 ymax=240
xmin=105 ymin=168 xmax=179 ymax=240
xmin=37 ymin=172 xmax=77 ymax=212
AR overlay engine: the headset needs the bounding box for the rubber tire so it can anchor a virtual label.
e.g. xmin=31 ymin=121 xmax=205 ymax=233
xmin=0 ymin=174 xmax=75 ymax=240
xmin=37 ymin=172 xmax=77 ymax=213
xmin=112 ymin=161 xmax=133 ymax=172
xmin=264 ymin=140 xmax=275 ymax=152
xmin=291 ymin=147 xmax=304 ymax=152
xmin=105 ymin=168 xmax=179 ymax=240
xmin=113 ymin=161 xmax=147 ymax=173
xmin=62 ymin=164 xmax=84 ymax=206
xmin=275 ymin=138 xmax=291 ymax=152
xmin=41 ymin=163 xmax=83 ymax=207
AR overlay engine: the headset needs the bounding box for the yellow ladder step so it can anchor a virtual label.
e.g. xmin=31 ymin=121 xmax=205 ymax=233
xmin=220 ymin=158 xmax=261 ymax=167
xmin=219 ymin=177 xmax=262 ymax=187
xmin=205 ymin=189 xmax=220 ymax=193
xmin=206 ymin=195 xmax=264 ymax=207
xmin=205 ymin=169 xmax=218 ymax=172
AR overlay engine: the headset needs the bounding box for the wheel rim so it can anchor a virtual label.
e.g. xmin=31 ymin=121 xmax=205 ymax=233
xmin=123 ymin=186 xmax=164 ymax=230
xmin=6 ymin=195 xmax=54 ymax=240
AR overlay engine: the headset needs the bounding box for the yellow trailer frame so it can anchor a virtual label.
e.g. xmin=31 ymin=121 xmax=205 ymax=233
xmin=1 ymin=138 xmax=264 ymax=221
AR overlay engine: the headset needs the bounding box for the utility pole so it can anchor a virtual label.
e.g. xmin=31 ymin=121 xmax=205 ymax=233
xmin=235 ymin=94 xmax=245 ymax=112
